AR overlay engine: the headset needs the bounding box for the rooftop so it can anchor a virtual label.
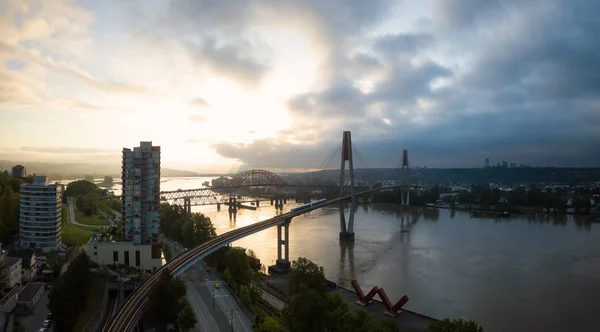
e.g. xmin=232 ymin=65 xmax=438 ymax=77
xmin=3 ymin=256 xmax=21 ymax=267
xmin=88 ymin=232 xmax=128 ymax=244
xmin=17 ymin=282 xmax=44 ymax=302
xmin=7 ymin=249 xmax=36 ymax=269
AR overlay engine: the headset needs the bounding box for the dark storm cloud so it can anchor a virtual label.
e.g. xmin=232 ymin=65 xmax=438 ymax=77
xmin=288 ymin=81 xmax=368 ymax=119
xmin=162 ymin=0 xmax=393 ymax=85
xmin=184 ymin=36 xmax=269 ymax=87
xmin=188 ymin=0 xmax=600 ymax=167
xmin=373 ymin=33 xmax=433 ymax=57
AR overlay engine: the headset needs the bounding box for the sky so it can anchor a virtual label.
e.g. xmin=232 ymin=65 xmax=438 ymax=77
xmin=1 ymin=0 xmax=599 ymax=172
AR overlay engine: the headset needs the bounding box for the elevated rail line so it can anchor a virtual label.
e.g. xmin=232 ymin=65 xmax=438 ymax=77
xmin=102 ymin=184 xmax=423 ymax=332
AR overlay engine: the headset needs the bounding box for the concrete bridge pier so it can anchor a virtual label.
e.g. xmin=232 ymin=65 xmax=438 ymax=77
xmin=339 ymin=231 xmax=355 ymax=242
xmin=338 ymin=131 xmax=356 ymax=243
xmin=270 ymin=199 xmax=273 ymax=205
xmin=269 ymin=218 xmax=291 ymax=274
xmin=400 ymin=188 xmax=411 ymax=207
xmin=217 ymin=203 xmax=221 ymax=211
xmin=256 ymin=200 xmax=260 ymax=207
xmin=183 ymin=197 xmax=192 ymax=215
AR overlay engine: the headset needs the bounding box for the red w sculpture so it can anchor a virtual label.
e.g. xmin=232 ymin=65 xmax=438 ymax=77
xmin=351 ymin=280 xmax=410 ymax=316
xmin=351 ymin=280 xmax=379 ymax=304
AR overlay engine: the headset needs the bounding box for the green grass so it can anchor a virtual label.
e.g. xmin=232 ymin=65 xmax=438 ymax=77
xmin=75 ymin=210 xmax=110 ymax=227
xmin=73 ymin=276 xmax=106 ymax=332
xmin=99 ymin=203 xmax=116 ymax=219
xmin=62 ymin=206 xmax=92 ymax=245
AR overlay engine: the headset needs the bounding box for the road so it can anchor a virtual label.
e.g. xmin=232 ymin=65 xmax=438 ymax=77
xmin=185 ymin=280 xmax=220 ymax=332
xmin=165 ymin=239 xmax=253 ymax=332
xmin=66 ymin=199 xmax=104 ymax=229
xmin=97 ymin=208 xmax=117 ymax=226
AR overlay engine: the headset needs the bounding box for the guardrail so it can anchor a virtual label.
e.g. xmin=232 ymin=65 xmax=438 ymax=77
xmin=82 ymin=277 xmax=109 ymax=332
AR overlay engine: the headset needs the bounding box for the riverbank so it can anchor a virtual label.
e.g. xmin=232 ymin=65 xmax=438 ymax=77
xmin=266 ymin=274 xmax=437 ymax=332
xmin=427 ymin=202 xmax=598 ymax=217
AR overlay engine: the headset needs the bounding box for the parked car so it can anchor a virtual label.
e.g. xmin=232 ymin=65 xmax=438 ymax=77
xmin=43 ymin=320 xmax=51 ymax=328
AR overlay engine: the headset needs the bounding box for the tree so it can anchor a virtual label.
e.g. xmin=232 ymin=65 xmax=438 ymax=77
xmin=247 ymin=249 xmax=261 ymax=271
xmin=255 ymin=317 xmax=283 ymax=332
xmin=8 ymin=177 xmax=24 ymax=193
xmin=65 ymin=180 xmax=96 ymax=197
xmin=181 ymin=219 xmax=195 ymax=248
xmin=177 ymin=304 xmax=198 ymax=332
xmin=289 ymin=257 xmax=326 ymax=295
xmin=283 ymin=283 xmax=329 ymax=332
xmin=239 ymin=284 xmax=251 ymax=307
xmin=345 ymin=308 xmax=377 ymax=332
xmin=48 ymin=252 xmax=92 ymax=332
xmin=225 ymin=248 xmax=251 ymax=287
xmin=0 ymin=185 xmax=19 ymax=241
xmin=428 ymin=318 xmax=485 ymax=332
xmin=326 ymin=292 xmax=350 ymax=332
xmin=192 ymin=212 xmax=217 ymax=244
xmin=378 ymin=318 xmax=402 ymax=332
xmin=145 ymin=269 xmax=184 ymax=325
xmin=169 ymin=219 xmax=184 ymax=241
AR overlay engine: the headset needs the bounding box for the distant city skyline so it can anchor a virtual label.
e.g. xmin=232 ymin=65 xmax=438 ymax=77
xmin=2 ymin=0 xmax=599 ymax=171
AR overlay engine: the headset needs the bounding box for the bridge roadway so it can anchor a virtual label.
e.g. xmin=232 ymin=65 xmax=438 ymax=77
xmin=102 ymin=184 xmax=416 ymax=332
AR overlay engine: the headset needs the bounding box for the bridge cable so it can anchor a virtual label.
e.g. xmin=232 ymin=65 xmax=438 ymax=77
xmin=318 ymin=145 xmax=339 ymax=170
xmin=352 ymin=144 xmax=374 ymax=169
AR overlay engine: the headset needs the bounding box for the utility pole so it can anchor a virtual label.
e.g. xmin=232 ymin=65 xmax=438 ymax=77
xmin=212 ymin=285 xmax=215 ymax=308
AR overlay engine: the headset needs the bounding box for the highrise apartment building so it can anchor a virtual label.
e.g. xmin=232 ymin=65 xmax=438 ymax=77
xmin=19 ymin=176 xmax=62 ymax=252
xmin=121 ymin=142 xmax=160 ymax=245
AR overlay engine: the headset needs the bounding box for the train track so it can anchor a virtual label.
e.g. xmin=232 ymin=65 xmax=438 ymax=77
xmin=102 ymin=185 xmax=408 ymax=332
xmin=256 ymin=300 xmax=286 ymax=326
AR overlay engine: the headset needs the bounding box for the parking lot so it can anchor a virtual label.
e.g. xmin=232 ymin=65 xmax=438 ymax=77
xmin=17 ymin=292 xmax=53 ymax=332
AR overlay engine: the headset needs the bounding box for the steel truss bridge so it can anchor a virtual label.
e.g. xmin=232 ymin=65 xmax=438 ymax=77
xmin=159 ymin=184 xmax=340 ymax=205
xmin=102 ymin=184 xmax=424 ymax=332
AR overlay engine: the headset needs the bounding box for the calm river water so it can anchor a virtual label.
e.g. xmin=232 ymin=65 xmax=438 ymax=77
xmin=72 ymin=177 xmax=600 ymax=332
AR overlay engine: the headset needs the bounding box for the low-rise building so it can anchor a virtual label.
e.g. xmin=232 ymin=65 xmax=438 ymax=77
xmin=2 ymin=257 xmax=22 ymax=289
xmin=6 ymin=250 xmax=37 ymax=282
xmin=85 ymin=234 xmax=162 ymax=270
xmin=15 ymin=282 xmax=44 ymax=315
xmin=11 ymin=165 xmax=26 ymax=179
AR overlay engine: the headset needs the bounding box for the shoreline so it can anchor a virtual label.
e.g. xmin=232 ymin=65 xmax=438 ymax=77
xmin=423 ymin=203 xmax=598 ymax=217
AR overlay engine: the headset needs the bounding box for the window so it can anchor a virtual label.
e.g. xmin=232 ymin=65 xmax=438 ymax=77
xmin=113 ymin=251 xmax=118 ymax=262
xmin=124 ymin=251 xmax=130 ymax=266
xmin=135 ymin=251 xmax=140 ymax=267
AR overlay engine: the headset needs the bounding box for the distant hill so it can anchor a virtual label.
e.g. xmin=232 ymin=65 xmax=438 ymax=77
xmin=0 ymin=160 xmax=202 ymax=180
xmin=291 ymin=167 xmax=600 ymax=185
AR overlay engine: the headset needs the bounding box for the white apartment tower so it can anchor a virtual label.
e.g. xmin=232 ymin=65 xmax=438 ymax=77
xmin=122 ymin=142 xmax=160 ymax=245
xmin=19 ymin=176 xmax=62 ymax=252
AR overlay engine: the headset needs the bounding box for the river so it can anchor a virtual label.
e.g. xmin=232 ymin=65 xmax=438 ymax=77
xmin=66 ymin=177 xmax=600 ymax=331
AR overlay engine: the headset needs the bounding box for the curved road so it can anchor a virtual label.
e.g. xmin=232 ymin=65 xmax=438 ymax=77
xmin=102 ymin=185 xmax=410 ymax=332
xmin=67 ymin=199 xmax=108 ymax=229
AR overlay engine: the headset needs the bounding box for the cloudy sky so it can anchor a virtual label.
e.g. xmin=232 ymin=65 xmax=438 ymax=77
xmin=1 ymin=0 xmax=598 ymax=172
